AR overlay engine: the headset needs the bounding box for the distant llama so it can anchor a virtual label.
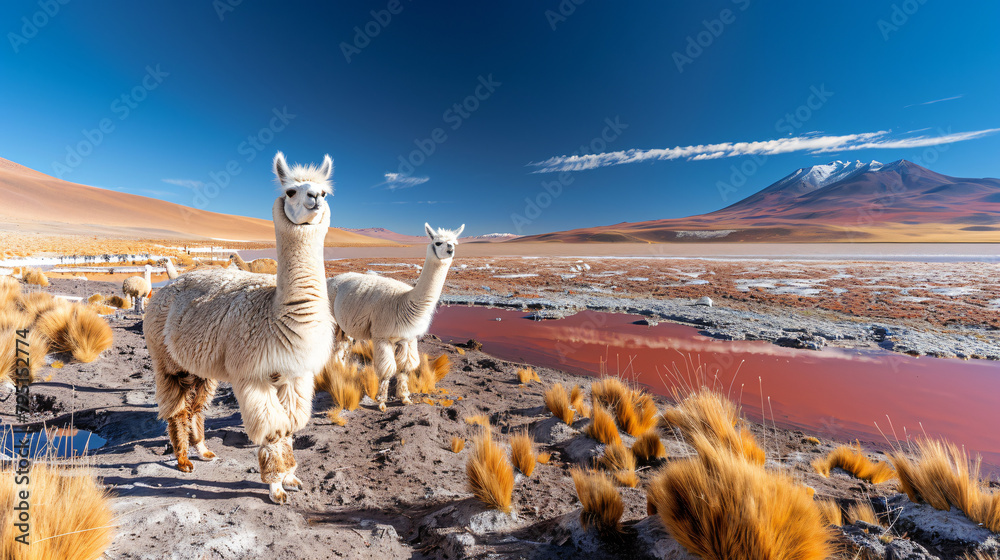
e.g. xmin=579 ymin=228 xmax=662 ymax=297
xmin=158 ymin=258 xmax=179 ymax=280
xmin=328 ymin=223 xmax=463 ymax=410
xmin=228 ymin=253 xmax=279 ymax=274
xmin=122 ymin=264 xmax=152 ymax=312
xmin=144 ymin=152 xmax=334 ymax=504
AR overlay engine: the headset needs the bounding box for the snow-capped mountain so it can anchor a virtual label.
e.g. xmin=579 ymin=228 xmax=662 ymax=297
xmin=515 ymin=160 xmax=1000 ymax=243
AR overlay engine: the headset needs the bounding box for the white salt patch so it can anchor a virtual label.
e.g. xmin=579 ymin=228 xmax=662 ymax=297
xmin=930 ymin=287 xmax=977 ymax=296
xmin=626 ymin=277 xmax=649 ymax=282
xmin=675 ymin=230 xmax=737 ymax=239
xmin=493 ymin=273 xmax=538 ymax=279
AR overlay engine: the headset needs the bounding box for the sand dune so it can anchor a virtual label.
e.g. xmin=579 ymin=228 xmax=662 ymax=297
xmin=0 ymin=157 xmax=395 ymax=245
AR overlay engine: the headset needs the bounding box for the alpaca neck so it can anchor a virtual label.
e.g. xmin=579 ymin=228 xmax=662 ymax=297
xmin=406 ymin=247 xmax=451 ymax=316
xmin=272 ymin=199 xmax=329 ymax=317
xmin=144 ymin=269 xmax=151 ymax=284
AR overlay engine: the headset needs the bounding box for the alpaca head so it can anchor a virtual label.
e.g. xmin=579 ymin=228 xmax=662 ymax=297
xmin=425 ymin=223 xmax=465 ymax=261
xmin=273 ymin=151 xmax=333 ymax=226
xmin=144 ymin=264 xmax=153 ymax=274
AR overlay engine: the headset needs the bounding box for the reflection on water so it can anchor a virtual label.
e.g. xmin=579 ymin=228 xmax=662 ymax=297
xmin=430 ymin=306 xmax=1000 ymax=471
xmin=1 ymin=427 xmax=106 ymax=459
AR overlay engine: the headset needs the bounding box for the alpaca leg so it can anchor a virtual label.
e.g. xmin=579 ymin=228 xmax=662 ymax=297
xmin=166 ymin=408 xmax=194 ymax=472
xmin=187 ymin=377 xmax=219 ymax=461
xmin=394 ymin=340 xmax=418 ymax=405
xmin=232 ymin=378 xmax=295 ymax=503
xmin=280 ymin=436 xmax=301 ymax=492
xmin=373 ymin=340 xmax=396 ymax=412
xmin=276 ymin=374 xmax=311 ymax=492
xmin=257 ymin=434 xmax=289 ymax=504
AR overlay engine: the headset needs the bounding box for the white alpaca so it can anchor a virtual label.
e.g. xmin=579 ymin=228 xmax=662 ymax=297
xmin=328 ymin=223 xmax=463 ymax=411
xmin=158 ymin=257 xmax=179 ymax=280
xmin=123 ymin=264 xmax=153 ymax=312
xmin=144 ymin=152 xmax=334 ymax=504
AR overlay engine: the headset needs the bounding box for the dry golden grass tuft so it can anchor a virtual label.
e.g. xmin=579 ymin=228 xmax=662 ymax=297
xmin=87 ymin=294 xmax=104 ymax=304
xmin=23 ymin=267 xmax=49 ymax=287
xmin=176 ymin=253 xmax=194 ymax=266
xmin=51 ymin=361 xmax=64 ymax=369
xmin=805 ymin=436 xmax=821 ymax=445
xmin=464 ymin=414 xmax=490 ymax=427
xmin=18 ymin=291 xmax=60 ymax=320
xmin=569 ymin=384 xmax=591 ymax=418
xmin=327 ymin=407 xmax=347 ymax=426
xmin=0 ymin=328 xmax=15 ymax=385
xmin=358 ymin=365 xmax=378 ymax=401
xmin=34 ymin=304 xmax=74 ymax=351
xmin=408 ymin=353 xmax=451 ymax=394
xmin=544 ymin=383 xmax=574 ymax=425
xmin=66 ymin=306 xmax=114 ymax=363
xmin=315 ymin=360 xmax=362 ymax=411
xmin=585 ymin=404 xmax=621 ymax=446
xmin=815 ymin=499 xmax=843 ymax=527
xmin=516 ymin=367 xmax=541 ymax=385
xmin=663 ymin=387 xmax=765 ymax=465
xmin=90 ymin=304 xmax=116 ymax=315
xmin=648 ymin=435 xmax=835 ymax=560
xmin=571 ymin=468 xmax=624 ymax=535
xmin=891 ymin=438 xmax=1000 ymax=532
xmin=591 ymin=377 xmax=630 ymax=410
xmin=0 ymin=276 xmax=20 ymax=307
xmin=616 ymin=390 xmax=658 ymax=437
xmin=631 ymin=431 xmax=667 ymax=462
xmin=600 ymin=441 xmax=638 ymax=488
xmin=451 ymin=437 xmax=465 ymax=453
xmin=455 ymin=346 xmax=466 ymax=355
xmin=845 ymin=501 xmax=882 ymax=526
xmin=510 ymin=430 xmax=537 ymax=477
xmin=812 ymin=444 xmax=896 ymax=484
xmin=0 ymin=305 xmax=29 ymax=331
xmin=105 ymin=295 xmax=129 ymax=309
xmin=466 ymin=430 xmax=514 ymax=513
xmin=536 ymin=452 xmax=551 ymax=464
xmin=350 ymin=339 xmax=374 ymax=362
xmin=0 ymin=463 xmax=114 ymax=560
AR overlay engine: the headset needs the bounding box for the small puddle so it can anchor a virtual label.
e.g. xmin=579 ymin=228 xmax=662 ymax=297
xmin=0 ymin=427 xmax=107 ymax=459
xmin=430 ymin=306 xmax=1000 ymax=471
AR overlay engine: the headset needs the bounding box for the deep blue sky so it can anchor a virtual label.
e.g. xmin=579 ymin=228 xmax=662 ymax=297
xmin=2 ymin=1 xmax=999 ymax=235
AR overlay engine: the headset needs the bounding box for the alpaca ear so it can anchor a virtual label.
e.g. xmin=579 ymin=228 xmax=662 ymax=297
xmin=318 ymin=154 xmax=333 ymax=180
xmin=425 ymin=223 xmax=435 ymax=239
xmin=273 ymin=151 xmax=290 ymax=185
xmin=455 ymin=224 xmax=465 ymax=237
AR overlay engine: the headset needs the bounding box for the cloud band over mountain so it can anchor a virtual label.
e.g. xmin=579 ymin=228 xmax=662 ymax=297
xmin=529 ymin=128 xmax=1000 ymax=173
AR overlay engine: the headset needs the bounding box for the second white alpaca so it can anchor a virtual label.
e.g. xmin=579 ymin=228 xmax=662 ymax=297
xmin=328 ymin=223 xmax=463 ymax=410
xmin=122 ymin=264 xmax=152 ymax=312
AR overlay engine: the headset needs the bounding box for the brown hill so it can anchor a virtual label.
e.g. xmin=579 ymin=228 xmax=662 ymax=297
xmin=514 ymin=160 xmax=1000 ymax=243
xmin=0 ymin=157 xmax=395 ymax=245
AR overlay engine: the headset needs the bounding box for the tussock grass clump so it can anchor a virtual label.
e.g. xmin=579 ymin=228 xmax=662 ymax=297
xmin=615 ymin=390 xmax=658 ymax=437
xmin=812 ymin=444 xmax=896 ymax=484
xmin=663 ymin=387 xmax=765 ymax=465
xmin=66 ymin=306 xmax=114 ymax=363
xmin=891 ymin=438 xmax=1000 ymax=532
xmin=455 ymin=346 xmax=465 ymax=355
xmin=586 ymin=404 xmax=621 ymax=446
xmin=409 ymin=353 xmax=451 ymax=394
xmin=90 ymin=303 xmax=116 ymax=315
xmin=23 ymin=267 xmax=49 ymax=287
xmin=358 ymin=365 xmax=378 ymax=401
xmin=815 ymin=499 xmax=843 ymax=527
xmin=804 ymin=436 xmax=821 ymax=445
xmin=544 ymin=383 xmax=574 ymax=425
xmin=600 ymin=441 xmax=638 ymax=487
xmin=451 ymin=437 xmax=465 ymax=453
xmin=466 ymin=430 xmax=514 ymax=513
xmin=315 ymin=360 xmax=362 ymax=411
xmin=464 ymin=414 xmax=490 ymax=427
xmin=631 ymin=431 xmax=666 ymax=462
xmin=537 ymin=452 xmax=551 ymax=464
xmin=516 ymin=367 xmax=540 ymax=385
xmin=105 ymin=295 xmax=129 ymax=309
xmin=510 ymin=430 xmax=537 ymax=477
xmin=327 ymin=407 xmax=347 ymax=426
xmin=18 ymin=291 xmax=60 ymax=320
xmin=0 ymin=463 xmax=114 ymax=560
xmin=648 ymin=436 xmax=835 ymax=560
xmin=0 ymin=306 xmax=29 ymax=331
xmin=845 ymin=501 xmax=882 ymax=526
xmin=0 ymin=276 xmax=21 ymax=307
xmin=0 ymin=329 xmax=15 ymax=384
xmin=571 ymin=468 xmax=624 ymax=535
xmin=591 ymin=377 xmax=630 ymax=410
xmin=34 ymin=303 xmax=74 ymax=351
xmin=87 ymin=294 xmax=105 ymax=304
xmin=350 ymin=339 xmax=374 ymax=362
xmin=569 ymin=384 xmax=591 ymax=418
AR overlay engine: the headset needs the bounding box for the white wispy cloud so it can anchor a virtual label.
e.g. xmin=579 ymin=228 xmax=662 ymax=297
xmin=162 ymin=178 xmax=205 ymax=189
xmin=904 ymin=95 xmax=964 ymax=108
xmin=137 ymin=189 xmax=178 ymax=197
xmin=528 ymin=128 xmax=1000 ymax=173
xmin=374 ymin=173 xmax=430 ymax=190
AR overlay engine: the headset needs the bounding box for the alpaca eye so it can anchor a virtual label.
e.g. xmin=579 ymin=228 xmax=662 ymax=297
xmin=285 ymin=189 xmax=296 ymax=197
xmin=320 ymin=192 xmax=327 ymax=198
xmin=435 ymin=242 xmax=442 ymax=246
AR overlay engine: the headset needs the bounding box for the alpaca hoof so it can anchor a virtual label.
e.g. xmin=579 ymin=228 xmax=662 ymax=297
xmin=378 ymin=402 xmax=387 ymax=412
xmin=282 ymin=474 xmax=303 ymax=492
xmin=401 ymin=396 xmax=413 ymax=405
xmin=196 ymin=449 xmax=217 ymax=461
xmin=269 ymin=484 xmax=288 ymax=504
xmin=176 ymin=458 xmax=194 ymax=473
